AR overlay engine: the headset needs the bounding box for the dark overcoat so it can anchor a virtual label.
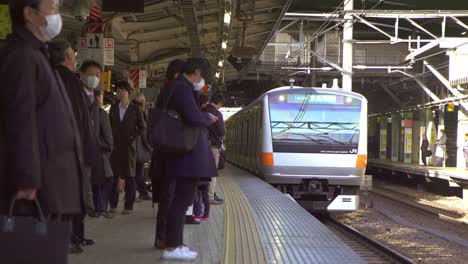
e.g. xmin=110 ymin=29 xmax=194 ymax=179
xmin=97 ymin=108 xmax=114 ymax=178
xmin=85 ymin=96 xmax=105 ymax=184
xmin=109 ymin=101 xmax=145 ymax=179
xmin=0 ymin=26 xmax=82 ymax=215
xmin=148 ymin=77 xmax=218 ymax=202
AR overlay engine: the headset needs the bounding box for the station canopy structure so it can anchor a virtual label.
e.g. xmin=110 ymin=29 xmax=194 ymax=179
xmin=58 ymin=0 xmax=468 ymax=112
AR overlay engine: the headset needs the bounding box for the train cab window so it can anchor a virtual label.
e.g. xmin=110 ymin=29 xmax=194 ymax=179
xmin=268 ymin=92 xmax=362 ymax=152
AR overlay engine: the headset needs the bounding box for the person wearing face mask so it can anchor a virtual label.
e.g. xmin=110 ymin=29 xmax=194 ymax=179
xmin=153 ymin=58 xmax=218 ymax=261
xmin=0 ymin=0 xmax=83 ymax=259
xmin=79 ymin=60 xmax=109 ymax=217
xmin=48 ymin=41 xmax=100 ymax=254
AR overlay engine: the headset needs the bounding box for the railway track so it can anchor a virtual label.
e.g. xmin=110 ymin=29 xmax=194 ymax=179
xmin=320 ymin=216 xmax=415 ymax=264
xmin=371 ymin=186 xmax=468 ymax=225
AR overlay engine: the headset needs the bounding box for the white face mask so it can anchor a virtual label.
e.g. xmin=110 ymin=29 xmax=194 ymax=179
xmin=86 ymin=76 xmax=100 ymax=90
xmin=39 ymin=14 xmax=62 ymax=41
xmin=193 ymin=78 xmax=205 ymax=91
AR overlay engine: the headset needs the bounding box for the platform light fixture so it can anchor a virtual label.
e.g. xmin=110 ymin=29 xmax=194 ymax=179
xmin=221 ymin=41 xmax=228 ymax=50
xmin=224 ymin=12 xmax=231 ymax=25
xmin=215 ymin=72 xmax=220 ymax=78
xmin=218 ymin=60 xmax=224 ymax=67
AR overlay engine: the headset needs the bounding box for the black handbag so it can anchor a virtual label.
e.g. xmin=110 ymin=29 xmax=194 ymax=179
xmin=149 ymin=83 xmax=200 ymax=154
xmin=136 ymin=135 xmax=153 ymax=163
xmin=0 ymin=199 xmax=70 ymax=264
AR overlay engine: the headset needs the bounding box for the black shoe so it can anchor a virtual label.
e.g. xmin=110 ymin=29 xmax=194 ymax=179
xmin=87 ymin=210 xmax=100 ymax=218
xmin=101 ymin=212 xmax=114 ymax=219
xmin=139 ymin=194 xmax=152 ymax=201
xmin=81 ymin=238 xmax=95 ymax=246
xmin=68 ymin=243 xmax=84 ymax=254
xmin=185 ymin=215 xmax=200 ymax=225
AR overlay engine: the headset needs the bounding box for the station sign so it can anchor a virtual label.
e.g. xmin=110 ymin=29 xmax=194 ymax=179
xmin=103 ymin=38 xmax=114 ymax=66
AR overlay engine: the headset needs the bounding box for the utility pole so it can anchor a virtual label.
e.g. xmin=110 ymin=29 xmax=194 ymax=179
xmin=342 ymin=0 xmax=354 ymax=91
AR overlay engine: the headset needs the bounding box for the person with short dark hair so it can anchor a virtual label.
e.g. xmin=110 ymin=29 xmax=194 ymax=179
xmin=1 ymin=0 xmax=82 ymax=259
xmin=205 ymin=93 xmax=225 ymax=204
xmin=49 ymin=39 xmax=99 ymax=254
xmin=150 ymin=59 xmax=187 ymax=249
xmin=93 ymin=90 xmax=115 ymax=216
xmin=154 ymin=58 xmax=218 ymax=261
xmin=109 ymin=81 xmax=146 ymax=214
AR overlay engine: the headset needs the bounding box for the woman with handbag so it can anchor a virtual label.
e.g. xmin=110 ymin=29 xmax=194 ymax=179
xmin=134 ymin=92 xmax=153 ymax=201
xmin=150 ymin=58 xmax=218 ymax=261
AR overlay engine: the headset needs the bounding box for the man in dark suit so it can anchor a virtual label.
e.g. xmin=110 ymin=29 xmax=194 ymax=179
xmin=109 ymin=81 xmax=146 ymax=214
xmin=48 ymin=41 xmax=99 ymax=254
xmin=0 ymin=0 xmax=82 ymax=258
xmin=79 ymin=60 xmax=107 ymax=218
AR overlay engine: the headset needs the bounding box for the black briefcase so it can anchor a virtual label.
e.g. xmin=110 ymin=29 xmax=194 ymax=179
xmin=0 ymin=199 xmax=70 ymax=264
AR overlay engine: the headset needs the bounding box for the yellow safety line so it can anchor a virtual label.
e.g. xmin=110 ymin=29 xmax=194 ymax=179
xmin=219 ymin=176 xmax=268 ymax=264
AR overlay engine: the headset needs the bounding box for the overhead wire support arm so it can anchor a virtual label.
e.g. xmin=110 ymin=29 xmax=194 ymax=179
xmin=405 ymin=18 xmax=438 ymax=39
xmin=352 ymin=14 xmax=395 ymax=40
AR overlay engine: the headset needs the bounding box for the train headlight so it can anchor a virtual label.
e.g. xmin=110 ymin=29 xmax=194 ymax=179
xmin=279 ymin=95 xmax=286 ymax=102
xmin=345 ymin=97 xmax=353 ymax=104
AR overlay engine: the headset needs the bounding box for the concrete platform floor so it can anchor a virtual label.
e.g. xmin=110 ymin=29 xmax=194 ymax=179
xmin=69 ymin=197 xmax=224 ymax=264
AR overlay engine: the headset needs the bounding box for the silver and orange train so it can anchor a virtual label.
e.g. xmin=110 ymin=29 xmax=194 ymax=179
xmin=225 ymin=86 xmax=368 ymax=211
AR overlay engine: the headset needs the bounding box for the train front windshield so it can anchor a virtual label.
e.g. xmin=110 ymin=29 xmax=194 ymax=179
xmin=269 ymin=92 xmax=362 ymax=153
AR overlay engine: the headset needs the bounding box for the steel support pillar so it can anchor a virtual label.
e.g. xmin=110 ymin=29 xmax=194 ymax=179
xmin=342 ymin=0 xmax=354 ymax=91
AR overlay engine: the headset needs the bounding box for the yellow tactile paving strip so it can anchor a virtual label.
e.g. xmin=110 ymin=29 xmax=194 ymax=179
xmin=219 ymin=176 xmax=268 ymax=264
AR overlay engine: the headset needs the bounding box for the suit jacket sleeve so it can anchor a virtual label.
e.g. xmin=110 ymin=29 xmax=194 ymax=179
xmin=99 ymin=110 xmax=113 ymax=153
xmin=3 ymin=50 xmax=41 ymax=189
xmin=173 ymin=86 xmax=212 ymax=127
xmin=215 ymin=111 xmax=225 ymax=138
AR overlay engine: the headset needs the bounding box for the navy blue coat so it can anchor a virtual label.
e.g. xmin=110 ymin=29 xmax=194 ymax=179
xmin=153 ymin=76 xmax=218 ymax=180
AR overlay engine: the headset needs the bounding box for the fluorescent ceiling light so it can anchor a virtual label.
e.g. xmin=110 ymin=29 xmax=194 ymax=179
xmin=218 ymin=60 xmax=224 ymax=67
xmin=224 ymin=12 xmax=231 ymax=24
xmin=221 ymin=41 xmax=227 ymax=49
xmin=215 ymin=72 xmax=220 ymax=78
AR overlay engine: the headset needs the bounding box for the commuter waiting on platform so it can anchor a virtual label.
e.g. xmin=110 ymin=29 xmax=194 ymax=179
xmin=79 ymin=60 xmax=107 ymax=219
xmin=152 ymin=58 xmax=218 ymax=261
xmin=420 ymin=134 xmax=430 ymax=166
xmin=463 ymin=133 xmax=468 ymax=170
xmin=49 ymin=42 xmax=98 ymax=253
xmin=109 ymin=81 xmax=146 ymax=215
xmin=94 ymin=90 xmax=114 ymax=218
xmin=133 ymin=92 xmax=153 ymax=201
xmin=435 ymin=129 xmax=447 ymax=167
xmin=205 ymin=93 xmax=226 ymax=204
xmin=150 ymin=59 xmax=187 ymax=249
xmin=1 ymin=0 xmax=83 ymax=260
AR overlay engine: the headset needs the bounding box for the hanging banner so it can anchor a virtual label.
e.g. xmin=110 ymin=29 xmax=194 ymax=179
xmin=0 ymin=4 xmax=11 ymax=40
xmin=103 ymin=38 xmax=114 ymax=66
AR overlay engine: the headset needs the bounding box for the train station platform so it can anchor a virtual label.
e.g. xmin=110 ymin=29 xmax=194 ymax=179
xmin=69 ymin=165 xmax=365 ymax=264
xmin=368 ymin=159 xmax=468 ymax=202
xmin=368 ymin=159 xmax=468 ymax=182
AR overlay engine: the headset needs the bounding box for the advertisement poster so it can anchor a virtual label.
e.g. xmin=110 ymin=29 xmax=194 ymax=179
xmin=404 ymin=127 xmax=412 ymax=163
